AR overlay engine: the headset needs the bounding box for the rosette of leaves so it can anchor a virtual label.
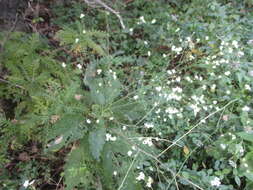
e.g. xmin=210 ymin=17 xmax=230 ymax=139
xmin=45 ymin=63 xmax=148 ymax=189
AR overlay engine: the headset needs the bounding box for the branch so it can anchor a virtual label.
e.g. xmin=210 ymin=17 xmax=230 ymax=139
xmin=84 ymin=0 xmax=126 ymax=29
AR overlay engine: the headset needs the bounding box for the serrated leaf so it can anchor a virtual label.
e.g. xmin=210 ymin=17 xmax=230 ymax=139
xmin=88 ymin=128 xmax=106 ymax=161
xmin=64 ymin=137 xmax=92 ymax=190
xmin=45 ymin=114 xmax=86 ymax=152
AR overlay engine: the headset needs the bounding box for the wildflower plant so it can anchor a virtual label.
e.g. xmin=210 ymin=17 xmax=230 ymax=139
xmin=1 ymin=0 xmax=253 ymax=189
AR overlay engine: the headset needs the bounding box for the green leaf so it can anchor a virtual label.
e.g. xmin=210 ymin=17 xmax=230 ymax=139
xmin=88 ymin=128 xmax=106 ymax=161
xmin=45 ymin=114 xmax=86 ymax=152
xmin=64 ymin=137 xmax=92 ymax=190
xmin=237 ymin=132 xmax=253 ymax=142
xmin=111 ymin=100 xmax=145 ymax=122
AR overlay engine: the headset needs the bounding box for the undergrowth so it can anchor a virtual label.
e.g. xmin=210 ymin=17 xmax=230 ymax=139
xmin=0 ymin=0 xmax=253 ymax=189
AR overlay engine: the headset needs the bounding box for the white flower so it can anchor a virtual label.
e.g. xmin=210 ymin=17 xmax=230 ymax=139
xmin=175 ymin=28 xmax=180 ymax=32
xmin=245 ymin=84 xmax=251 ymax=90
xmin=142 ymin=137 xmax=153 ymax=146
xmin=224 ymin=71 xmax=231 ymax=76
xmin=205 ymin=36 xmax=209 ymax=40
xmin=242 ymin=106 xmax=250 ymax=112
xmin=146 ymin=176 xmax=153 ymax=188
xmin=106 ymin=133 xmax=112 ymax=141
xmin=86 ymin=119 xmax=91 ymax=124
xmin=238 ymin=51 xmax=244 ymax=57
xmin=75 ymin=38 xmax=79 ymax=43
xmin=96 ymin=119 xmax=100 ymax=123
xmin=122 ymin=126 xmax=127 ymax=130
xmin=82 ymin=30 xmax=86 ymax=34
xmin=127 ymin=150 xmax=133 ymax=156
xmin=77 ymin=64 xmax=82 ymax=69
xmin=136 ymin=172 xmax=145 ymax=181
xmin=98 ymin=82 xmax=102 ymax=87
xmin=139 ymin=16 xmax=146 ymax=23
xmin=144 ymin=41 xmax=148 ymax=45
xmin=147 ymin=51 xmax=151 ymax=56
xmin=211 ymin=84 xmax=216 ymax=91
xmin=129 ymin=28 xmax=133 ymax=32
xmin=80 ymin=13 xmax=85 ymax=18
xmin=109 ymin=117 xmax=114 ymax=121
xmin=23 ymin=180 xmax=35 ymax=188
xmin=210 ymin=177 xmax=221 ymax=187
xmin=155 ymin=86 xmax=162 ymax=92
xmin=133 ymin=95 xmax=139 ymax=100
xmin=97 ymin=69 xmax=102 ymax=75
xmin=232 ymin=40 xmax=239 ymax=48
xmin=110 ymin=136 xmax=117 ymax=141
xmin=113 ymin=171 xmax=117 ymax=176
xmin=62 ymin=62 xmax=66 ymax=68
xmin=220 ymin=144 xmax=226 ymax=150
xmin=144 ymin=123 xmax=154 ymax=129
xmin=151 ymin=19 xmax=156 ymax=24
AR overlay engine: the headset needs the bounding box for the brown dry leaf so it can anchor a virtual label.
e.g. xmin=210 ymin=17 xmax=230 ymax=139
xmin=183 ymin=146 xmax=190 ymax=155
xmin=54 ymin=135 xmax=63 ymax=145
xmin=50 ymin=115 xmax=60 ymax=124
xmin=18 ymin=152 xmax=30 ymax=161
xmin=31 ymin=145 xmax=38 ymax=153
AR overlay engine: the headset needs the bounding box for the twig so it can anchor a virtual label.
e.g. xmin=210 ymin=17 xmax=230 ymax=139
xmin=84 ymin=0 xmax=126 ymax=29
xmin=0 ymin=78 xmax=25 ymax=90
xmin=157 ymin=98 xmax=238 ymax=158
xmin=117 ymin=150 xmax=140 ymax=190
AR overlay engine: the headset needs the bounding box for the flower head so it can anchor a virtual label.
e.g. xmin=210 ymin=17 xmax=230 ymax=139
xmin=210 ymin=177 xmax=221 ymax=187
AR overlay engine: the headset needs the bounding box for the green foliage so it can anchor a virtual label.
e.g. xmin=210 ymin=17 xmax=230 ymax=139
xmin=1 ymin=0 xmax=253 ymax=189
xmin=64 ymin=138 xmax=93 ymax=190
xmin=88 ymin=128 xmax=106 ymax=161
xmin=56 ymin=21 xmax=107 ymax=56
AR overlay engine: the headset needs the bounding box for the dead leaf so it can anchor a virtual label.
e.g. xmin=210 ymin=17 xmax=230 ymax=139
xmin=18 ymin=152 xmax=30 ymax=161
xmin=50 ymin=115 xmax=60 ymax=124
xmin=183 ymin=146 xmax=190 ymax=155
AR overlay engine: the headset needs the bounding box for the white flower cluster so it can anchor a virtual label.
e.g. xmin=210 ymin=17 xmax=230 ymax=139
xmin=171 ymin=45 xmax=183 ymax=54
xmin=106 ymin=133 xmax=117 ymax=141
xmin=136 ymin=172 xmax=153 ymax=188
xmin=210 ymin=177 xmax=221 ymax=187
xmin=23 ymin=180 xmax=35 ymax=188
xmin=144 ymin=123 xmax=154 ymax=129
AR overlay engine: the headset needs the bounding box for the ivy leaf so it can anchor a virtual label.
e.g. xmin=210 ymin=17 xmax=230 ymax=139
xmin=88 ymin=128 xmax=106 ymax=161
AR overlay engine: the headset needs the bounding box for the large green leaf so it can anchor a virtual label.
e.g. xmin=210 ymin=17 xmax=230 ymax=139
xmin=111 ymin=100 xmax=145 ymax=122
xmin=64 ymin=137 xmax=92 ymax=190
xmin=45 ymin=114 xmax=86 ymax=152
xmin=88 ymin=128 xmax=106 ymax=161
xmin=237 ymin=132 xmax=253 ymax=142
